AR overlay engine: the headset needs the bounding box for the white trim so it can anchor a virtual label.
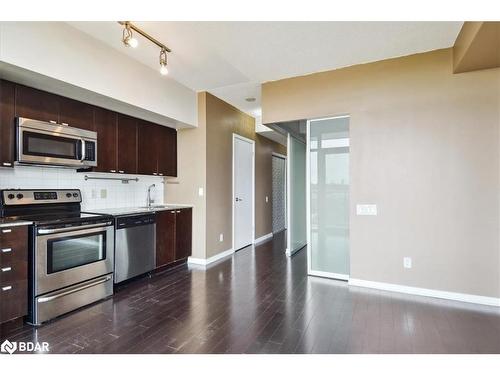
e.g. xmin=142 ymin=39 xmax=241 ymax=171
xmin=305 ymin=122 xmax=311 ymax=269
xmin=286 ymin=134 xmax=292 ymax=257
xmin=232 ymin=133 xmax=255 ymax=252
xmin=254 ymin=232 xmax=273 ymax=245
xmin=285 ymin=243 xmax=306 ymax=257
xmin=309 ymin=270 xmax=350 ymax=281
xmin=349 ymin=278 xmax=500 ymax=307
xmin=187 ymin=248 xmax=234 ymax=267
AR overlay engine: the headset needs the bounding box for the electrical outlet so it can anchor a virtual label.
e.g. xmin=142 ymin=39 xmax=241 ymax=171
xmin=198 ymin=187 xmax=204 ymax=196
xmin=265 ymin=196 xmax=269 ymax=203
xmin=219 ymin=233 xmax=224 ymax=242
xmin=356 ymin=204 xmax=377 ymax=216
xmin=403 ymin=257 xmax=412 ymax=269
xmin=100 ymin=189 xmax=107 ymax=199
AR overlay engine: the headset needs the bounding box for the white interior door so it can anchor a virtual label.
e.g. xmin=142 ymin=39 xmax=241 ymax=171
xmin=233 ymin=135 xmax=255 ymax=251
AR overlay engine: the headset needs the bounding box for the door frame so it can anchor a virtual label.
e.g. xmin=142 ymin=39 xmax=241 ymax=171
xmin=306 ymin=115 xmax=351 ymax=281
xmin=272 ymin=152 xmax=287 ymax=234
xmin=232 ymin=133 xmax=255 ymax=252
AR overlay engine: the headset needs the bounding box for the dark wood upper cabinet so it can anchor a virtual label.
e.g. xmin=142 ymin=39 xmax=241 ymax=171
xmin=175 ymin=208 xmax=192 ymax=261
xmin=59 ymin=97 xmax=94 ymax=131
xmin=137 ymin=120 xmax=160 ymax=175
xmin=116 ymin=114 xmax=137 ymax=174
xmin=0 ymin=80 xmax=16 ymax=167
xmin=158 ymin=126 xmax=177 ymax=177
xmin=156 ymin=210 xmax=176 ymax=268
xmin=15 ymin=84 xmax=59 ymax=123
xmin=0 ymin=80 xmax=177 ymax=177
xmin=94 ymin=107 xmax=117 ymax=173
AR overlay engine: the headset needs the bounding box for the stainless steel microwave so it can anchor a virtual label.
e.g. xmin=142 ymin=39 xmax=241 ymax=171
xmin=16 ymin=117 xmax=97 ymax=168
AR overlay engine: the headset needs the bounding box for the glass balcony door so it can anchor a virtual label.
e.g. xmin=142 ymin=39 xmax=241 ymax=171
xmin=307 ymin=116 xmax=350 ymax=280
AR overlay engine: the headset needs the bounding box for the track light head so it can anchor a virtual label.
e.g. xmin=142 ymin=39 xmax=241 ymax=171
xmin=159 ymin=48 xmax=168 ymax=75
xmin=122 ymin=23 xmax=138 ymax=48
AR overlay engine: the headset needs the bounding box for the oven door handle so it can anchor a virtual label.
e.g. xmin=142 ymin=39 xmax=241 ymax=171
xmin=37 ymin=221 xmax=113 ymax=235
xmin=37 ymin=275 xmax=112 ymax=303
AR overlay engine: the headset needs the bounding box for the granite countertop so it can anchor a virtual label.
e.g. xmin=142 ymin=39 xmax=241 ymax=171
xmin=0 ymin=218 xmax=33 ymax=228
xmin=85 ymin=204 xmax=193 ymax=217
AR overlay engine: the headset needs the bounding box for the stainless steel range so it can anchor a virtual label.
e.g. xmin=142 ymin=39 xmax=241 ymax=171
xmin=0 ymin=189 xmax=114 ymax=325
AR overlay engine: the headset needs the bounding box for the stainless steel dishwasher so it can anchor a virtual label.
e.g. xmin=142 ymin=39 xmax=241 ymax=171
xmin=114 ymin=213 xmax=156 ymax=283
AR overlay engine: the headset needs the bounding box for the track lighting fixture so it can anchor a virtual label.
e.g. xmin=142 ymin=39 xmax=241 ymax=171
xmin=118 ymin=21 xmax=172 ymax=76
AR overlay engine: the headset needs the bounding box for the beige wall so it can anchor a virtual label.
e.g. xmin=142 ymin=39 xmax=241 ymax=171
xmin=166 ymin=93 xmax=207 ymax=259
xmin=205 ymin=93 xmax=286 ymax=257
xmin=262 ymin=48 xmax=500 ymax=298
xmin=453 ymin=22 xmax=500 ymax=73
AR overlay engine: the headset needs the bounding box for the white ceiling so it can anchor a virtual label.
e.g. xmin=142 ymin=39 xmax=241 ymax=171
xmin=69 ymin=21 xmax=463 ymax=119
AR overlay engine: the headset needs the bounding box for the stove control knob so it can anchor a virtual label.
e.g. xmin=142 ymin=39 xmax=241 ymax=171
xmin=66 ymin=193 xmax=72 ymax=198
xmin=73 ymin=193 xmax=78 ymax=197
xmin=16 ymin=193 xmax=24 ymax=199
xmin=7 ymin=194 xmax=15 ymax=200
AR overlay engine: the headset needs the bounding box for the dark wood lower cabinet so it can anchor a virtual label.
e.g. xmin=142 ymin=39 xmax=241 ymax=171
xmin=0 ymin=226 xmax=28 ymax=327
xmin=175 ymin=208 xmax=192 ymax=261
xmin=156 ymin=208 xmax=192 ymax=269
xmin=156 ymin=210 xmax=176 ymax=267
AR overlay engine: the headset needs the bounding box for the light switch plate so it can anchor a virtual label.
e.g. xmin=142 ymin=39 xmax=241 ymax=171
xmin=356 ymin=204 xmax=377 ymax=216
xmin=219 ymin=233 xmax=224 ymax=242
xmin=198 ymin=187 xmax=204 ymax=196
xmin=265 ymin=196 xmax=269 ymax=203
xmin=404 ymin=257 xmax=412 ymax=269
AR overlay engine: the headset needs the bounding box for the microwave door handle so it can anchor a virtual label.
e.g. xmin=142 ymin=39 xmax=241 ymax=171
xmin=80 ymin=139 xmax=86 ymax=162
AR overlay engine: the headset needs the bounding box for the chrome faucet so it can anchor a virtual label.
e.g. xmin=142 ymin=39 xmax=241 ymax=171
xmin=147 ymin=184 xmax=156 ymax=208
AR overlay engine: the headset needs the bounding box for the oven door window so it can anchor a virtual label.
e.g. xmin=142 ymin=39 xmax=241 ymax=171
xmin=47 ymin=232 xmax=106 ymax=274
xmin=23 ymin=131 xmax=80 ymax=160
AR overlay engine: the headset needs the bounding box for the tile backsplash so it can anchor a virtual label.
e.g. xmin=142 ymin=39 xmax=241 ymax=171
xmin=0 ymin=166 xmax=165 ymax=210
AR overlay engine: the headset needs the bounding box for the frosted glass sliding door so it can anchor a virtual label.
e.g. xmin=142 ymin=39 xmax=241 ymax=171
xmin=287 ymin=134 xmax=307 ymax=255
xmin=307 ymin=116 xmax=350 ymax=279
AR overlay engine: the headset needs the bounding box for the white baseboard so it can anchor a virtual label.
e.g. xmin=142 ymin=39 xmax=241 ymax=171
xmin=309 ymin=270 xmax=349 ymax=281
xmin=348 ymin=278 xmax=500 ymax=307
xmin=187 ymin=248 xmax=234 ymax=267
xmin=254 ymin=232 xmax=273 ymax=245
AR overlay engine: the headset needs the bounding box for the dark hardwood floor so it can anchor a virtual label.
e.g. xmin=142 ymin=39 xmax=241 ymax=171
xmin=5 ymin=231 xmax=500 ymax=354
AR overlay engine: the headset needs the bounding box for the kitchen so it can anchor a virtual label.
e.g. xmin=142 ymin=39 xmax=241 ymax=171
xmin=0 ymin=80 xmax=193 ymax=332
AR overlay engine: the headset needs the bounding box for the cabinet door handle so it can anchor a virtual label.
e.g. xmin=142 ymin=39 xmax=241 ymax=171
xmin=1 ymin=267 xmax=12 ymax=272
xmin=153 ymin=173 xmax=157 ymax=176
xmin=1 ymin=248 xmax=12 ymax=253
xmin=2 ymin=162 xmax=12 ymax=167
xmin=176 ymin=210 xmax=181 ymax=213
xmin=118 ymin=170 xmax=124 ymax=174
xmin=110 ymin=170 xmax=116 ymax=173
xmin=171 ymin=211 xmax=176 ymax=214
xmin=1 ymin=229 xmax=12 ymax=233
xmin=61 ymin=122 xmax=69 ymax=126
xmin=49 ymin=120 xmax=57 ymax=124
xmin=159 ymin=173 xmax=163 ymax=176
xmin=2 ymin=286 xmax=12 ymax=292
